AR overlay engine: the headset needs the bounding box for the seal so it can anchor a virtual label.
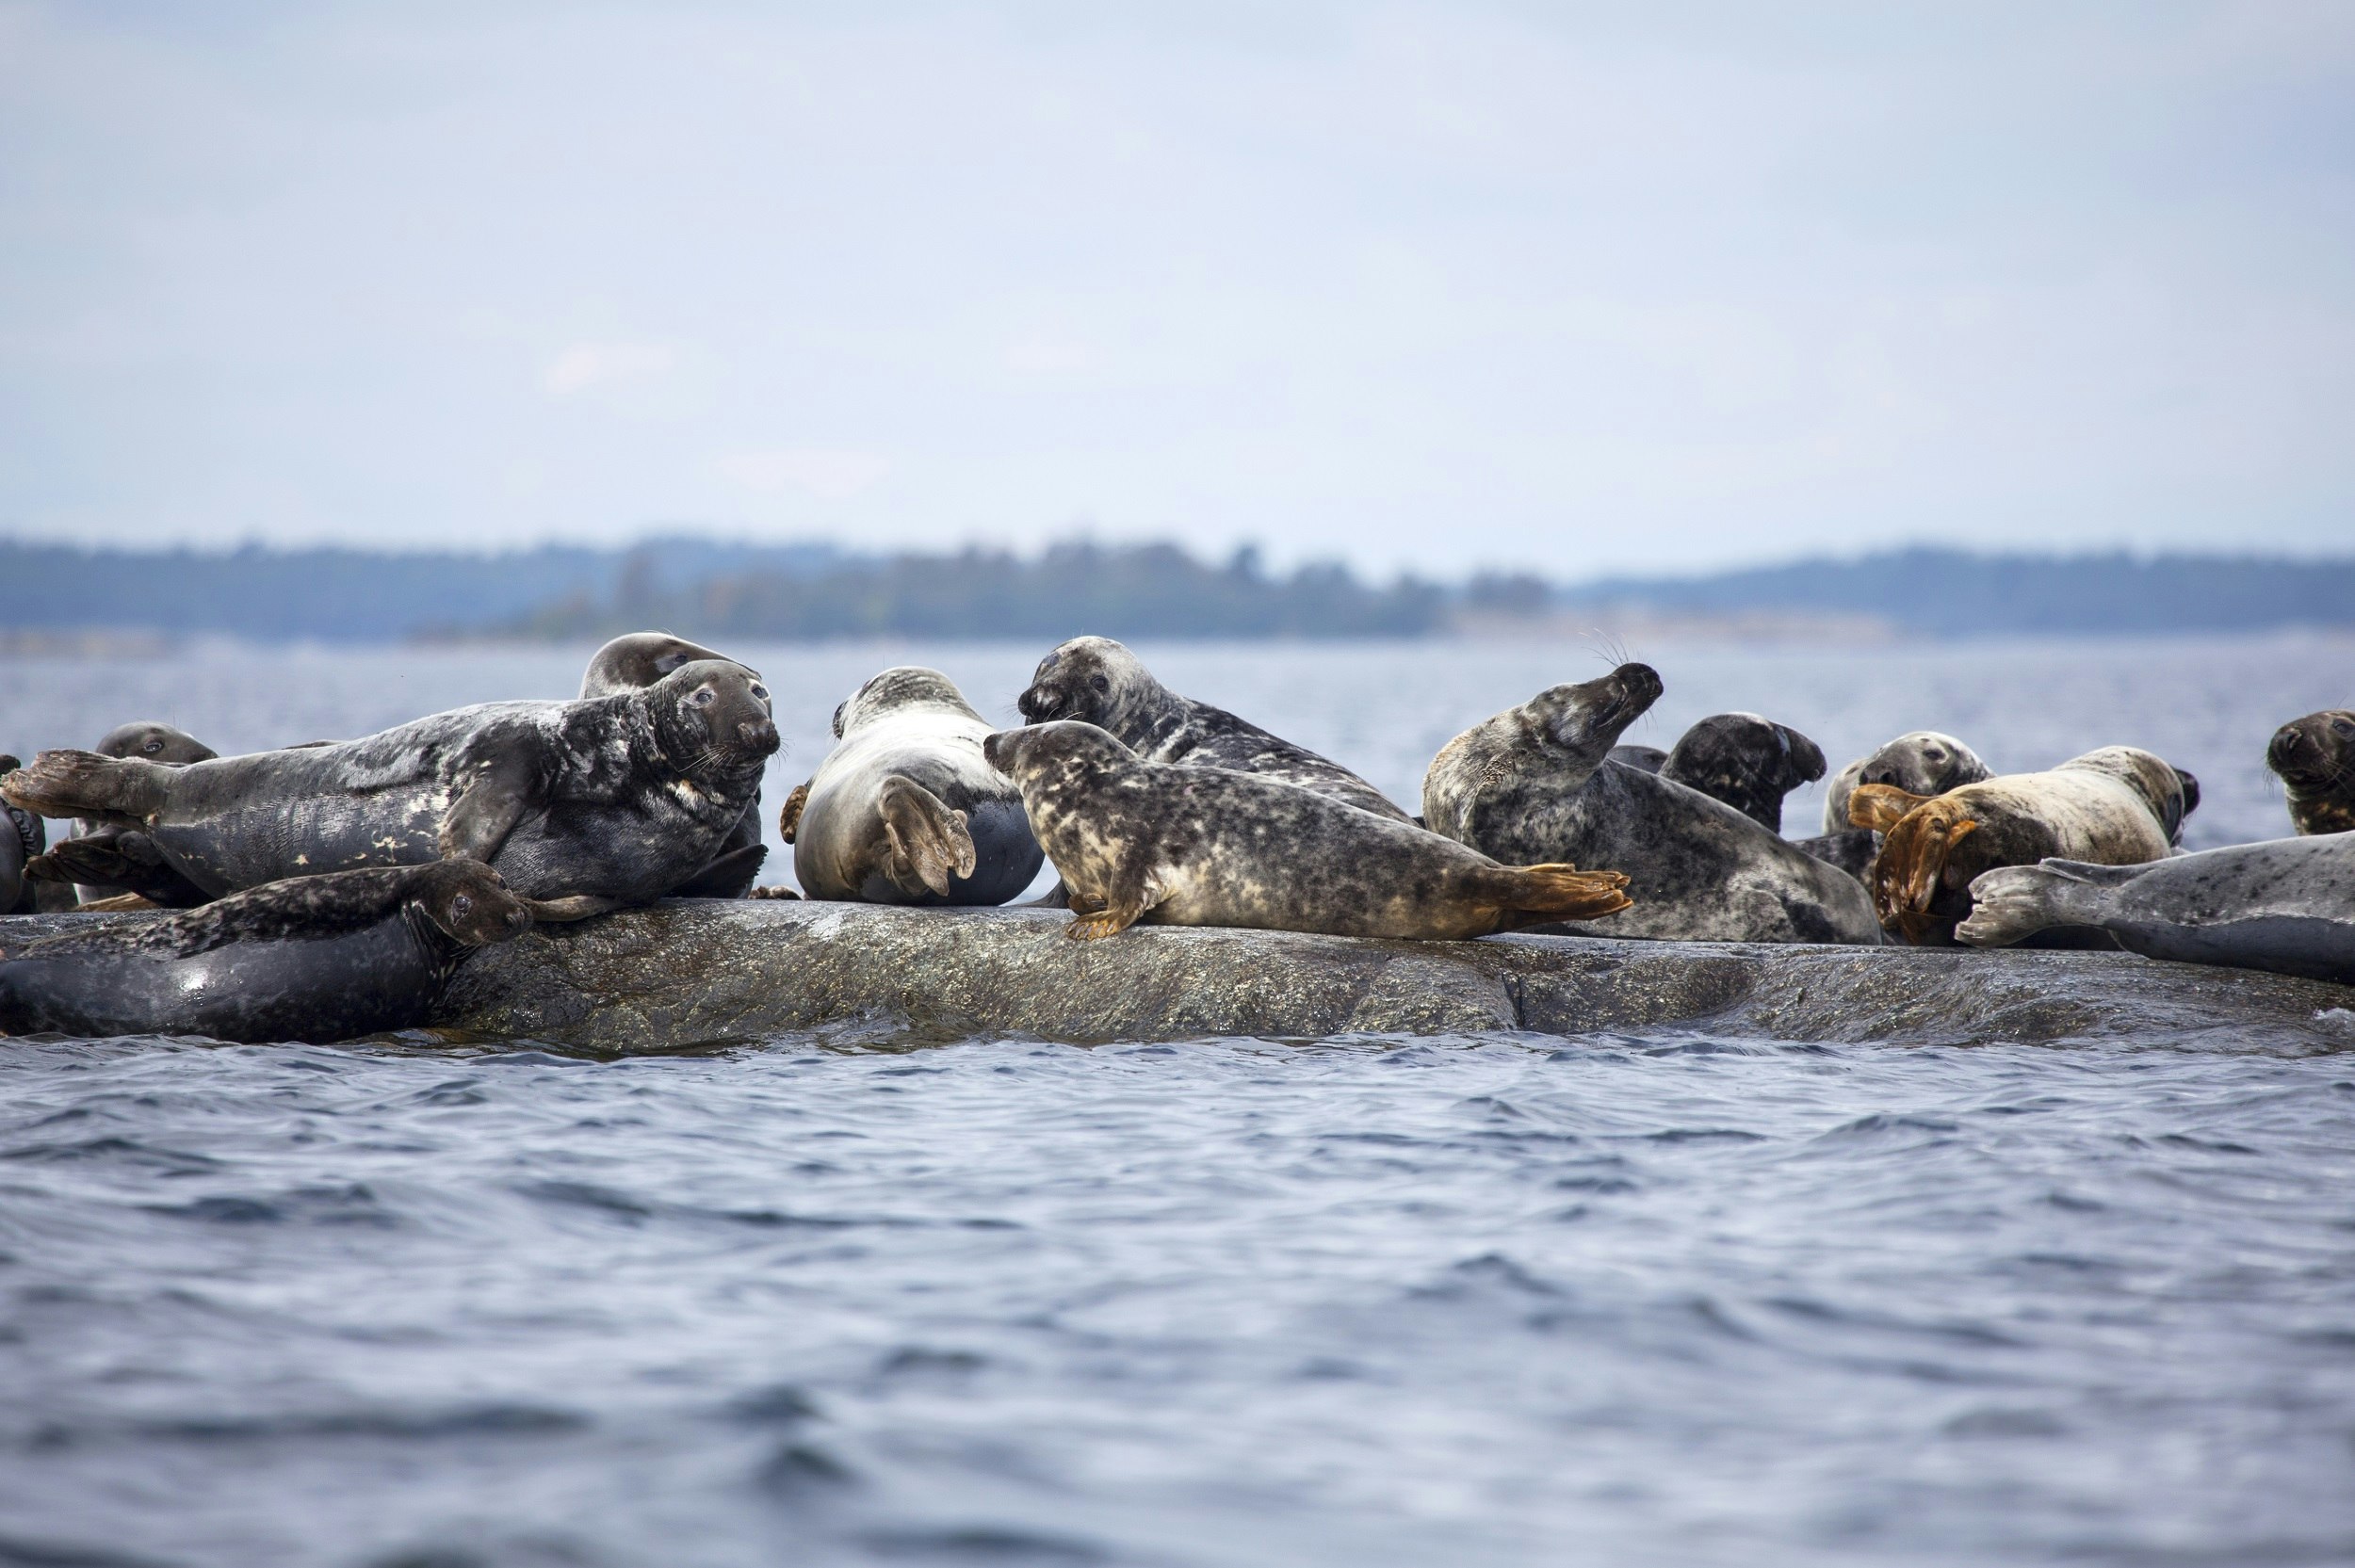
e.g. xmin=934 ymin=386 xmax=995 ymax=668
xmin=1957 ymin=832 xmax=2355 ymax=985
xmin=2266 ymin=709 xmax=2355 ymax=836
xmin=578 ymin=632 xmax=770 ymax=897
xmin=1 ymin=756 xmax=44 ymax=916
xmin=0 ymin=859 xmax=532 ymax=1043
xmin=1820 ymin=732 xmax=1991 ymax=836
xmin=1016 ymin=636 xmax=1411 ymax=820
xmin=1848 ymin=746 xmax=2190 ymax=945
xmin=983 ymin=720 xmax=1631 ymax=940
xmin=781 ymin=666 xmax=1042 ymax=904
xmin=1420 ymin=663 xmax=1882 ymax=945
xmin=41 ymin=721 xmax=220 ymax=908
xmin=1657 ymin=712 xmax=1827 ymax=834
xmin=1 ymin=660 xmax=778 ymax=915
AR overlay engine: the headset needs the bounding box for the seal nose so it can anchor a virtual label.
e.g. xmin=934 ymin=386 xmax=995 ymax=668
xmin=1614 ymin=663 xmax=1665 ymax=706
xmin=506 ymin=906 xmax=530 ymax=932
xmin=739 ymin=718 xmax=780 ymax=753
xmin=2268 ymin=725 xmax=2304 ymax=768
xmin=983 ymin=731 xmax=1010 ymax=770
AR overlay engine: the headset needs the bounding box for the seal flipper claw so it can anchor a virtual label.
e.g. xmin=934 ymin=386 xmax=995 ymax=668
xmin=1065 ymin=902 xmax=1143 ymax=940
xmin=875 ymin=775 xmax=977 ymax=898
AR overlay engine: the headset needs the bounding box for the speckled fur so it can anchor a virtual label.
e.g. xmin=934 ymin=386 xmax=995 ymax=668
xmin=1016 ymin=636 xmax=1411 ymax=820
xmin=1421 ymin=663 xmax=1882 ymax=945
xmin=1821 ymin=732 xmax=1990 ymax=837
xmin=1867 ymin=748 xmax=2186 ymax=945
xmin=1659 ymin=713 xmax=1827 ymax=834
xmin=578 ymin=633 xmax=770 ymax=897
xmin=2267 ymin=710 xmax=2355 ymax=837
xmin=985 ymin=722 xmax=1629 ymax=940
xmin=790 ymin=667 xmax=1042 ymax=905
xmin=1958 ymin=832 xmax=2355 ymax=984
xmin=0 ymin=661 xmax=777 ymax=905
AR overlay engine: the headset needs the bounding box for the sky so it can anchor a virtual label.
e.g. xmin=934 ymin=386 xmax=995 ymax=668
xmin=1 ymin=1 xmax=2350 ymax=578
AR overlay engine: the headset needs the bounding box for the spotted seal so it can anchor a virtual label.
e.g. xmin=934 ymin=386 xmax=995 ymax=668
xmin=781 ymin=667 xmax=1042 ymax=904
xmin=0 ymin=860 xmax=531 ymax=1042
xmin=2266 ymin=709 xmax=2355 ymax=836
xmin=1420 ymin=663 xmax=1882 ymax=945
xmin=1957 ymin=832 xmax=2355 ymax=984
xmin=983 ymin=721 xmax=1630 ymax=940
xmin=1849 ymin=746 xmax=2191 ymax=945
xmin=1820 ymin=731 xmax=1991 ymax=836
xmin=1016 ymin=636 xmax=1409 ymax=820
xmin=578 ymin=632 xmax=770 ymax=897
xmin=2 ymin=660 xmax=777 ymax=917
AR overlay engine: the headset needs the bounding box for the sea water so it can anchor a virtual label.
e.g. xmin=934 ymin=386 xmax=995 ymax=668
xmin=1 ymin=635 xmax=2351 ymax=1567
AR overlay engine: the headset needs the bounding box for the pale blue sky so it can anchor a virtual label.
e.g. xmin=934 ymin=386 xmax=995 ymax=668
xmin=2 ymin=1 xmax=2349 ymax=575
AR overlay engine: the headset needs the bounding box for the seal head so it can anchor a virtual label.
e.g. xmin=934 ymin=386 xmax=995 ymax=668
xmin=1822 ymin=732 xmax=1990 ymax=836
xmin=2267 ymin=710 xmax=2355 ymax=836
xmin=580 ymin=633 xmax=747 ymax=700
xmin=1659 ymin=713 xmax=1827 ymax=834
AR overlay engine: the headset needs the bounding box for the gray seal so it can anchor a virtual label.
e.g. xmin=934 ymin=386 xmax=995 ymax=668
xmin=1016 ymin=636 xmax=1410 ymax=820
xmin=579 ymin=632 xmax=769 ymax=897
xmin=983 ymin=721 xmax=1631 ymax=941
xmin=1421 ymin=663 xmax=1882 ymax=945
xmin=2 ymin=660 xmax=777 ymax=917
xmin=1957 ymin=832 xmax=2355 ymax=985
xmin=1821 ymin=732 xmax=1991 ymax=836
xmin=0 ymin=860 xmax=531 ymax=1043
xmin=1657 ymin=712 xmax=1827 ymax=834
xmin=41 ymin=721 xmax=220 ymax=908
xmin=1 ymin=756 xmax=46 ymax=915
xmin=2266 ymin=709 xmax=2355 ymax=837
xmin=782 ymin=667 xmax=1042 ymax=905
xmin=1849 ymin=747 xmax=2190 ymax=945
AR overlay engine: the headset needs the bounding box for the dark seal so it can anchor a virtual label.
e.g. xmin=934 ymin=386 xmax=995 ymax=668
xmin=1657 ymin=712 xmax=1827 ymax=834
xmin=2 ymin=660 xmax=778 ymax=917
xmin=784 ymin=667 xmax=1042 ymax=905
xmin=1 ymin=755 xmax=48 ymax=915
xmin=983 ymin=721 xmax=1630 ymax=940
xmin=1849 ymin=747 xmax=2188 ymax=946
xmin=2266 ymin=709 xmax=2355 ymax=837
xmin=1421 ymin=663 xmax=1881 ymax=945
xmin=578 ymin=632 xmax=770 ymax=897
xmin=1958 ymin=832 xmax=2355 ymax=985
xmin=1016 ymin=636 xmax=1411 ymax=820
xmin=0 ymin=860 xmax=530 ymax=1043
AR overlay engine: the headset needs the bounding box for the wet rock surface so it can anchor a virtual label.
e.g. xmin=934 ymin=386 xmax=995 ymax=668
xmin=18 ymin=899 xmax=2348 ymax=1051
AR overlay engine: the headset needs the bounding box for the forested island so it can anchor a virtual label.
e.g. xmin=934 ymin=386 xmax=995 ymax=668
xmin=3 ymin=537 xmax=2350 ymax=644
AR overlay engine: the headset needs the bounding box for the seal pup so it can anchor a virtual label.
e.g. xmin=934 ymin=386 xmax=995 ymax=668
xmin=579 ymin=632 xmax=769 ymax=897
xmin=782 ymin=667 xmax=1042 ymax=905
xmin=2 ymin=660 xmax=778 ymax=914
xmin=1421 ymin=664 xmax=1882 ymax=945
xmin=1821 ymin=732 xmax=1990 ymax=837
xmin=1016 ymin=636 xmax=1411 ymax=820
xmin=0 ymin=860 xmax=532 ymax=1043
xmin=983 ymin=721 xmax=1630 ymax=940
xmin=2266 ymin=709 xmax=2355 ymax=836
xmin=1957 ymin=832 xmax=2355 ymax=985
xmin=1657 ymin=713 xmax=1827 ymax=834
xmin=1849 ymin=746 xmax=2188 ymax=945
xmin=36 ymin=721 xmax=221 ymax=908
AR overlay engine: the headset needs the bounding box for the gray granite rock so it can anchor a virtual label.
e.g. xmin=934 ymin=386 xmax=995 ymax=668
xmin=8 ymin=901 xmax=2352 ymax=1053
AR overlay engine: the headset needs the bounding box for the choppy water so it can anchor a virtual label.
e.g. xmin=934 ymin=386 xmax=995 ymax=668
xmin=3 ymin=635 xmax=2353 ymax=1566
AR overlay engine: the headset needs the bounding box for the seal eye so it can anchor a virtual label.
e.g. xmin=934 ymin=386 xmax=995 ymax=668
xmin=750 ymin=684 xmax=770 ymax=703
xmin=451 ymin=895 xmax=472 ymax=918
xmin=142 ymin=740 xmax=162 ymax=754
xmin=2333 ymin=718 xmax=2355 ymax=739
xmin=1090 ymin=674 xmax=1111 ymax=695
xmin=691 ymin=687 xmax=716 ymax=707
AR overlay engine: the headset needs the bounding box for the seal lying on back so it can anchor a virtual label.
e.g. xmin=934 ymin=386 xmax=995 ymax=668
xmin=578 ymin=632 xmax=769 ymax=897
xmin=2266 ymin=709 xmax=2355 ymax=836
xmin=1657 ymin=713 xmax=1827 ymax=834
xmin=1016 ymin=636 xmax=1410 ymax=820
xmin=30 ymin=721 xmax=221 ymax=908
xmin=1821 ymin=731 xmax=1990 ymax=836
xmin=1421 ymin=664 xmax=1882 ymax=945
xmin=1849 ymin=747 xmax=2191 ymax=945
xmin=0 ymin=860 xmax=531 ymax=1043
xmin=1957 ymin=833 xmax=2355 ymax=985
xmin=2 ymin=661 xmax=777 ymax=915
xmin=782 ymin=667 xmax=1042 ymax=904
xmin=983 ymin=721 xmax=1630 ymax=940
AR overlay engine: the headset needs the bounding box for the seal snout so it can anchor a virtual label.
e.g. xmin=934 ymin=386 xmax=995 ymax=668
xmin=982 ymin=730 xmax=1015 ymax=773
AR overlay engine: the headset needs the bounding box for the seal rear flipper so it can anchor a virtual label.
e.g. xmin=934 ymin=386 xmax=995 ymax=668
xmin=1848 ymin=783 xmax=1938 ymax=832
xmin=1956 ymin=861 xmax=2120 ymax=948
xmin=669 ymin=842 xmax=767 ymax=898
xmin=0 ymin=749 xmax=171 ymax=824
xmin=1483 ymin=863 xmax=1633 ymax=932
xmin=875 ymin=775 xmax=977 ymax=899
xmin=1871 ymin=801 xmax=1979 ymax=943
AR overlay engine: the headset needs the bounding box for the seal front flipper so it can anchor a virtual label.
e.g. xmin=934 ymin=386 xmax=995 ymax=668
xmin=777 ymin=782 xmax=810 ymax=845
xmin=517 ymin=894 xmax=627 ymax=923
xmin=669 ymin=842 xmax=769 ymax=898
xmin=1062 ymin=871 xmax=1165 ymax=941
xmin=437 ymin=750 xmax=544 ymax=863
xmin=875 ymin=775 xmax=977 ymax=898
